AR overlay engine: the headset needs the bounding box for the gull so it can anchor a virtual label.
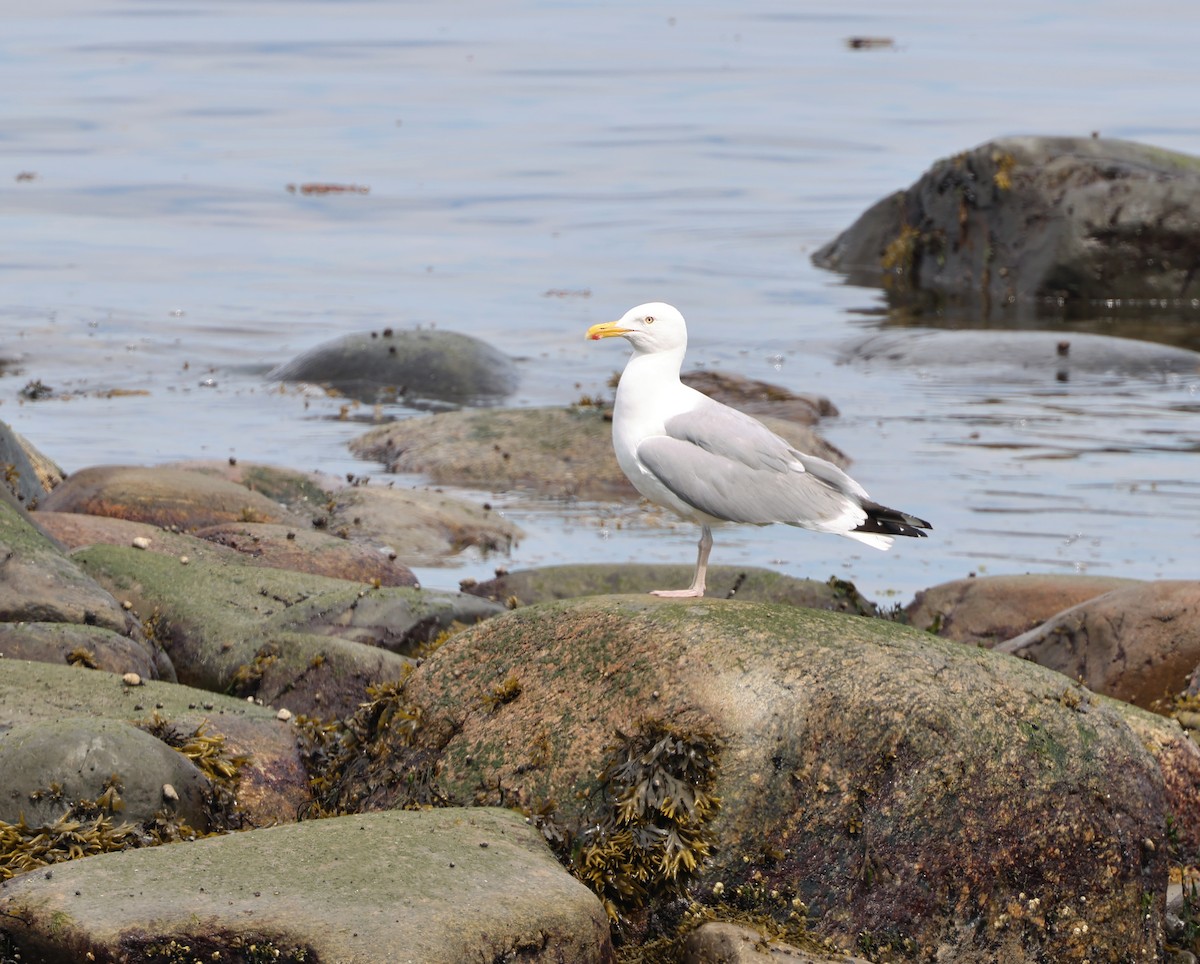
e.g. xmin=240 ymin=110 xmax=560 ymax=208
xmin=586 ymin=302 xmax=931 ymax=598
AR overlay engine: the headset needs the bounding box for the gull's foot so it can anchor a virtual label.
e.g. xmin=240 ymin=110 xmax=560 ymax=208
xmin=649 ymin=588 xmax=706 ymax=598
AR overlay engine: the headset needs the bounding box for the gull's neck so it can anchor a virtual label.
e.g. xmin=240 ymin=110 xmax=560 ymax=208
xmin=614 ymin=345 xmax=687 ymax=424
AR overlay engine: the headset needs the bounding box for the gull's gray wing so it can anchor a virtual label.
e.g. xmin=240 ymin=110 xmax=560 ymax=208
xmin=636 ymin=399 xmax=868 ymax=526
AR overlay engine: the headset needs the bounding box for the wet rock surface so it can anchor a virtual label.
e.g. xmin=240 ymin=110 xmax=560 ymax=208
xmin=363 ymin=596 xmax=1168 ymax=962
xmin=814 ymin=135 xmax=1200 ymax=312
xmin=0 ymin=808 xmax=613 ymax=964
xmin=269 ymin=327 xmax=520 ymax=406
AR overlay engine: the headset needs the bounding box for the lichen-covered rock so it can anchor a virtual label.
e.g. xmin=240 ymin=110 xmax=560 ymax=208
xmin=0 ymin=808 xmax=613 ymax=964
xmin=269 ymin=327 xmax=520 ymax=406
xmin=813 ymin=136 xmax=1200 ymax=312
xmin=681 ymin=922 xmax=871 ymax=963
xmin=906 ymin=574 xmax=1142 ymax=646
xmin=464 ymin=564 xmax=880 ymax=615
xmin=350 ymin=405 xmax=845 ymax=501
xmin=997 ymin=580 xmax=1200 ymax=709
xmin=364 ymin=596 xmax=1166 ymax=962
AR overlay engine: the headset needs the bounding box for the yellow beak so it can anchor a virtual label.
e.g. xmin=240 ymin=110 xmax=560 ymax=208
xmin=586 ymin=320 xmax=630 ymax=341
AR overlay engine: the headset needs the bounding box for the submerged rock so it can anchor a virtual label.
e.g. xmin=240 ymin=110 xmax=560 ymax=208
xmin=269 ymin=327 xmax=519 ymax=406
xmin=814 ymin=136 xmax=1200 ymax=312
xmin=0 ymin=808 xmax=613 ymax=964
xmin=840 ymin=328 xmax=1200 ymax=382
xmin=358 ymin=596 xmax=1167 ymax=961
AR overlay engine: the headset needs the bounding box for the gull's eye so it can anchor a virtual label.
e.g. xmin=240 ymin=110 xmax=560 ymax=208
xmin=645 ymin=315 xmax=655 ymax=324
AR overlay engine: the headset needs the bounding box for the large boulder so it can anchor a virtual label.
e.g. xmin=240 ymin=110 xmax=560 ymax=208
xmin=347 ymin=596 xmax=1168 ymax=961
xmin=0 ymin=808 xmax=613 ymax=964
xmin=269 ymin=327 xmax=519 ymax=406
xmin=813 ymin=136 xmax=1200 ymax=312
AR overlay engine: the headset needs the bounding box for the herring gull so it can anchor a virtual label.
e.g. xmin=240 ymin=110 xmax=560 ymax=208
xmin=587 ymin=302 xmax=931 ymax=597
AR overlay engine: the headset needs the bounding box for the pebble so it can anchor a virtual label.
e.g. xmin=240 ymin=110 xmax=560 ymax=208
xmin=122 ymin=672 xmax=143 ymax=687
xmin=162 ymin=784 xmax=179 ymax=803
xmin=276 ymin=708 xmax=293 ymax=722
xmin=131 ymin=536 xmax=151 ymax=550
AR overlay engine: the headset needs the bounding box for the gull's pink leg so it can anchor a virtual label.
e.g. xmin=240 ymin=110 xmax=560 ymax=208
xmin=650 ymin=525 xmax=712 ymax=598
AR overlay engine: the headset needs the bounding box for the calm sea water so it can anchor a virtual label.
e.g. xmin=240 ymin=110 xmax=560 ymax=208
xmin=3 ymin=0 xmax=1200 ymax=601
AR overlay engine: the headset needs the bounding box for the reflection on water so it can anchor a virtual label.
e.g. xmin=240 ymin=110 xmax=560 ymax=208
xmin=3 ymin=0 xmax=1200 ymax=600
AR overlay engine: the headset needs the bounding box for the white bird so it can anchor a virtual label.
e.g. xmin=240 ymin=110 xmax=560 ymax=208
xmin=587 ymin=302 xmax=931 ymax=598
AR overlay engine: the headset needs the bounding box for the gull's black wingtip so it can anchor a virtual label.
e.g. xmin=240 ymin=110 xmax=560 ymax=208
xmin=856 ymin=502 xmax=933 ymax=539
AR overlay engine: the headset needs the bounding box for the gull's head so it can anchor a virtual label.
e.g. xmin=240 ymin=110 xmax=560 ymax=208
xmin=585 ymin=302 xmax=687 ymax=354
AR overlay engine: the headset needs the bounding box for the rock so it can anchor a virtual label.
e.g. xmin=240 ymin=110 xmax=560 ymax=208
xmin=906 ymin=574 xmax=1142 ymax=646
xmin=0 ymin=420 xmax=57 ymax=507
xmin=813 ymin=136 xmax=1200 ymax=311
xmin=681 ymin=922 xmax=870 ymax=963
xmin=464 ymin=564 xmax=881 ymax=615
xmin=0 ymin=808 xmax=614 ymax=964
xmin=194 ymin=521 xmax=419 ymax=586
xmin=1115 ymin=705 xmax=1200 ymax=861
xmin=72 ymin=543 xmax=494 ymax=716
xmin=0 ymin=717 xmax=211 ymax=830
xmin=996 ymin=580 xmax=1200 ymax=709
xmin=320 ymin=485 xmax=522 ymax=566
xmin=0 ymin=487 xmax=137 ymax=636
xmin=0 ymin=622 xmax=166 ymax=679
xmin=840 ymin=328 xmax=1200 ymax=382
xmin=269 ymin=327 xmax=520 ymax=406
xmin=680 ymin=371 xmax=837 ymax=425
xmin=358 ymin=596 xmax=1167 ymax=961
xmin=263 ymin=582 xmax=503 ymax=655
xmin=40 ymin=464 xmax=296 ymax=530
xmin=36 ymin=510 xmax=248 ymax=563
xmin=0 ymin=659 xmax=311 ymax=828
xmin=350 ymin=406 xmax=846 ymax=501
xmin=170 ymin=459 xmax=335 ymax=508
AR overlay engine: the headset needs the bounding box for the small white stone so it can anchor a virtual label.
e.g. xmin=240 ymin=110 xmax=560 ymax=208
xmin=276 ymin=707 xmax=293 ymax=722
xmin=162 ymin=783 xmax=179 ymax=802
xmin=131 ymin=536 xmax=151 ymax=550
xmin=122 ymin=672 xmax=143 ymax=687
xmin=179 ymin=555 xmax=190 ymax=565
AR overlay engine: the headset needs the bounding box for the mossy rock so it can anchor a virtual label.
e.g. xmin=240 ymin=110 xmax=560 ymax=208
xmin=367 ymin=596 xmax=1166 ymax=961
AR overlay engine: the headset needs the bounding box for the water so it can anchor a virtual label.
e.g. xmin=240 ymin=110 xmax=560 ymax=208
xmin=3 ymin=0 xmax=1200 ymax=602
